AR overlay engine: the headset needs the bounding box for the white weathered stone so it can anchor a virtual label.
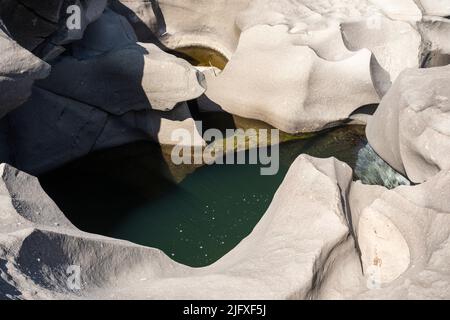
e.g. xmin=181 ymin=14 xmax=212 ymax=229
xmin=368 ymin=0 xmax=422 ymax=21
xmin=0 ymin=87 xmax=203 ymax=175
xmin=419 ymin=0 xmax=450 ymax=16
xmin=238 ymin=0 xmax=421 ymax=81
xmin=419 ymin=16 xmax=450 ymax=68
xmin=113 ymin=0 xmax=251 ymax=58
xmin=205 ymin=24 xmax=379 ymax=133
xmin=366 ymin=65 xmax=450 ymax=183
xmin=113 ymin=0 xmax=427 ymax=130
xmin=0 ymin=0 xmax=108 ymax=59
xmin=349 ymin=173 xmax=450 ymax=299
xmin=319 ymin=169 xmax=450 ymax=300
xmin=39 ymin=9 xmax=206 ymax=113
xmin=0 ymin=9 xmax=207 ymax=174
xmin=341 ymin=17 xmax=421 ymax=88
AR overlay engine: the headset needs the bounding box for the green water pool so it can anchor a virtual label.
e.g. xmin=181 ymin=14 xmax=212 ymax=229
xmin=39 ymin=125 xmax=367 ymax=267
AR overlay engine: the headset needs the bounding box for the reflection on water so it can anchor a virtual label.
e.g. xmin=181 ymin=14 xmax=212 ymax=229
xmin=174 ymin=46 xmax=228 ymax=70
xmin=39 ymin=125 xmax=369 ymax=267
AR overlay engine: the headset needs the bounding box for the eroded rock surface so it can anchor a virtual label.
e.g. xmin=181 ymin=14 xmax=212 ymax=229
xmin=0 ymin=156 xmax=354 ymax=299
xmin=103 ymin=0 xmax=427 ymax=133
xmin=1 ymin=149 xmax=450 ymax=300
xmin=321 ymin=173 xmax=450 ymax=299
xmin=1 ymin=0 xmax=450 ymax=301
xmin=0 ymin=9 xmax=206 ymax=175
xmin=205 ymin=24 xmax=380 ymax=133
xmin=419 ymin=0 xmax=450 ymax=16
xmin=40 ymin=9 xmax=206 ymax=113
xmin=201 ymin=0 xmax=422 ymax=132
xmin=0 ymin=29 xmax=50 ymax=118
xmin=419 ymin=16 xmax=450 ymax=67
xmin=112 ymin=0 xmax=251 ymax=58
xmin=366 ymin=65 xmax=450 ymax=183
xmin=0 ymin=0 xmax=108 ymax=60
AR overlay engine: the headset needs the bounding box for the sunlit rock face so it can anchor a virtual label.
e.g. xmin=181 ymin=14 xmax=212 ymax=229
xmin=420 ymin=16 xmax=450 ymax=55
xmin=205 ymin=0 xmax=421 ymax=132
xmin=366 ymin=65 xmax=450 ymax=184
xmin=341 ymin=18 xmax=421 ymax=86
xmin=322 ymin=172 xmax=450 ymax=300
xmin=1 ymin=0 xmax=450 ymax=301
xmin=113 ymin=0 xmax=426 ymax=133
xmin=112 ymin=0 xmax=251 ymax=58
xmin=237 ymin=0 xmax=421 ymax=81
xmin=355 ymin=143 xmax=410 ymax=189
xmin=419 ymin=0 xmax=450 ymax=16
xmin=369 ymin=0 xmax=422 ymax=21
xmin=40 ymin=9 xmax=206 ymax=113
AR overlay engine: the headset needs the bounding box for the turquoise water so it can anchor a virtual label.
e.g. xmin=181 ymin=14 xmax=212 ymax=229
xmin=39 ymin=125 xmax=368 ymax=267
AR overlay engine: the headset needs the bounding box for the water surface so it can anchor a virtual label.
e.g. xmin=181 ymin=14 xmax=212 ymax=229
xmin=39 ymin=125 xmax=367 ymax=267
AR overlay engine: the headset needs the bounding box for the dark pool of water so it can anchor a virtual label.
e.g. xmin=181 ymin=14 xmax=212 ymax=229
xmin=39 ymin=125 xmax=366 ymax=267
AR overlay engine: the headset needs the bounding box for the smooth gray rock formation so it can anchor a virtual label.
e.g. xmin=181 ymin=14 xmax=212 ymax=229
xmin=0 ymin=155 xmax=354 ymax=299
xmin=113 ymin=0 xmax=427 ymax=132
xmin=112 ymin=0 xmax=251 ymax=58
xmin=0 ymin=9 xmax=206 ymax=175
xmin=419 ymin=0 xmax=450 ymax=16
xmin=238 ymin=0 xmax=421 ymax=81
xmin=205 ymin=24 xmax=380 ymax=133
xmin=2 ymin=154 xmax=450 ymax=300
xmin=39 ymin=9 xmax=206 ymax=113
xmin=0 ymin=28 xmax=50 ymax=118
xmin=0 ymin=0 xmax=108 ymax=60
xmin=420 ymin=16 xmax=450 ymax=54
xmin=320 ymin=171 xmax=450 ymax=299
xmin=0 ymin=87 xmax=203 ymax=175
xmin=341 ymin=17 xmax=421 ymax=90
xmin=419 ymin=16 xmax=450 ymax=67
xmin=200 ymin=0 xmax=423 ymax=132
xmin=366 ymin=65 xmax=450 ymax=183
xmin=369 ymin=0 xmax=422 ymax=21
xmin=2 ymin=0 xmax=450 ymax=301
